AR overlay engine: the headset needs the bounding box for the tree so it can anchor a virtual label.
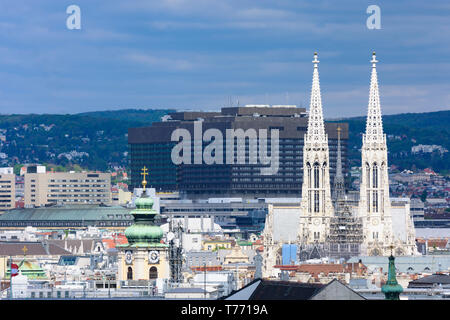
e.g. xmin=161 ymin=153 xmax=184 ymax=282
xmin=420 ymin=190 xmax=428 ymax=203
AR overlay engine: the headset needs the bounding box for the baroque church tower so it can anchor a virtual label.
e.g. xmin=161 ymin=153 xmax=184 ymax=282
xmin=298 ymin=52 xmax=334 ymax=245
xmin=358 ymin=52 xmax=394 ymax=256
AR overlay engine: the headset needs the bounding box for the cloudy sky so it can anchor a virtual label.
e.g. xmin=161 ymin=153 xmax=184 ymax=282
xmin=0 ymin=0 xmax=449 ymax=117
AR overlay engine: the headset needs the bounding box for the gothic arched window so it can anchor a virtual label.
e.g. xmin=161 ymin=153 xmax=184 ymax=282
xmin=127 ymin=267 xmax=133 ymax=280
xmin=307 ymin=163 xmax=311 ymax=189
xmin=365 ymin=163 xmax=370 ymax=186
xmin=373 ymin=162 xmax=378 ymax=188
xmin=366 ymin=163 xmax=371 ymax=213
xmin=314 ymin=162 xmax=320 ymax=188
xmin=322 ymin=162 xmax=327 ymax=187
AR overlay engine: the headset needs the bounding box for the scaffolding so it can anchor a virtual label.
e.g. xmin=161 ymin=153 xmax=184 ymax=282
xmin=168 ymin=219 xmax=184 ymax=284
xmin=297 ymin=200 xmax=363 ymax=262
xmin=327 ymin=199 xmax=363 ymax=259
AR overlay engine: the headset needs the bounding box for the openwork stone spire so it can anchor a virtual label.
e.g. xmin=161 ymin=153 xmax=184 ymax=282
xmin=298 ymin=52 xmax=334 ymax=246
xmin=332 ymin=126 xmax=345 ymax=202
xmin=305 ymin=52 xmax=327 ymax=145
xmin=364 ymin=52 xmax=384 ymax=145
xmin=359 ymin=52 xmax=394 ymax=256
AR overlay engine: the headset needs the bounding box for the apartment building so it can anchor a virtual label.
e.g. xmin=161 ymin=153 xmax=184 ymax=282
xmin=0 ymin=167 xmax=15 ymax=212
xmin=24 ymin=169 xmax=111 ymax=207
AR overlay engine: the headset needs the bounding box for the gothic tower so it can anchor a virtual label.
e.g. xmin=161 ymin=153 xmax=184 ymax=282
xmin=262 ymin=204 xmax=279 ymax=278
xmin=332 ymin=126 xmax=345 ymax=204
xmin=298 ymin=52 xmax=334 ymax=245
xmin=358 ymin=52 xmax=394 ymax=256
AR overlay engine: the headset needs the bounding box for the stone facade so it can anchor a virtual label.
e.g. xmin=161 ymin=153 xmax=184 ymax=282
xmin=297 ymin=52 xmax=334 ymax=245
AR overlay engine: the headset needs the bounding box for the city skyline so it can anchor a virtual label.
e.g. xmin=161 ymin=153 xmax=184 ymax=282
xmin=0 ymin=1 xmax=449 ymax=117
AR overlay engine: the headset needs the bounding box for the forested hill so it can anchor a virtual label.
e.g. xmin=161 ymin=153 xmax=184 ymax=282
xmin=0 ymin=109 xmax=448 ymax=174
xmin=77 ymin=109 xmax=174 ymax=124
xmin=0 ymin=109 xmax=173 ymax=171
xmin=335 ymin=110 xmax=450 ymax=174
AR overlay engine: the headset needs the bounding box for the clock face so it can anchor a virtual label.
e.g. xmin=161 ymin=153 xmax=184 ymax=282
xmin=125 ymin=250 xmax=133 ymax=265
xmin=372 ymin=218 xmax=379 ymax=226
xmin=148 ymin=250 xmax=160 ymax=264
xmin=313 ymin=218 xmax=320 ymax=226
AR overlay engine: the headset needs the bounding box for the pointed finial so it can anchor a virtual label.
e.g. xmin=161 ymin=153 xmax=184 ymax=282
xmin=313 ymin=51 xmax=319 ymax=67
xmin=141 ymin=166 xmax=149 ymax=192
xmin=371 ymin=51 xmax=378 ymax=67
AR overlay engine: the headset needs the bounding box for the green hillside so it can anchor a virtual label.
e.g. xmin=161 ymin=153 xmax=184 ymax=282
xmin=78 ymin=108 xmax=175 ymax=124
xmin=337 ymin=110 xmax=450 ymax=174
xmin=0 ymin=109 xmax=448 ymax=174
xmin=0 ymin=110 xmax=172 ymax=171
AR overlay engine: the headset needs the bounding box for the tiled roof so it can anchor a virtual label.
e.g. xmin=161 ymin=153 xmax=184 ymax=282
xmin=427 ymin=239 xmax=448 ymax=248
xmin=296 ymin=264 xmax=346 ymax=277
xmin=235 ymin=279 xmax=324 ymax=300
xmin=409 ymin=274 xmax=450 ymax=285
xmin=0 ymin=241 xmax=71 ymax=256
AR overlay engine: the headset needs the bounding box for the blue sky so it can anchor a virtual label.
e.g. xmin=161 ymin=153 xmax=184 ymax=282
xmin=0 ymin=0 xmax=448 ymax=117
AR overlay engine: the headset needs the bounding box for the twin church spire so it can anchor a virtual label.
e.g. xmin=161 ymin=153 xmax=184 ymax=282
xmin=365 ymin=52 xmax=385 ymax=144
xmin=298 ymin=52 xmax=334 ymax=245
xmin=305 ymin=52 xmax=328 ymax=145
xmin=298 ymin=51 xmax=401 ymax=254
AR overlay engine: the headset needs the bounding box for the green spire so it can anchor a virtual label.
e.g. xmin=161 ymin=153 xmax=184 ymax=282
xmin=381 ymin=253 xmax=403 ymax=300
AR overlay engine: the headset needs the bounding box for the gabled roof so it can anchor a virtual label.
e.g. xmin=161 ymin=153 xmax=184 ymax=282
xmin=309 ymin=279 xmax=366 ymax=300
xmin=223 ymin=278 xmax=367 ymax=300
xmin=408 ymin=274 xmax=450 ymax=285
xmin=223 ymin=279 xmax=324 ymax=300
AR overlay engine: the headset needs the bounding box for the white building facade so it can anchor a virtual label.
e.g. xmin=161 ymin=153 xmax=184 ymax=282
xmin=297 ymin=52 xmax=334 ymax=245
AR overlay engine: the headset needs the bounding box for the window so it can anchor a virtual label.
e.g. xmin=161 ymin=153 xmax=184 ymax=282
xmin=373 ymin=191 xmax=378 ymax=212
xmin=372 ymin=163 xmax=378 ymax=188
xmin=127 ymin=267 xmax=133 ymax=280
xmin=314 ymin=163 xmax=319 ymax=188
xmin=366 ymin=163 xmax=370 ymax=188
xmin=149 ymin=266 xmax=158 ymax=279
xmin=314 ymin=190 xmax=319 ymax=213
xmin=307 ymin=163 xmax=311 ymax=189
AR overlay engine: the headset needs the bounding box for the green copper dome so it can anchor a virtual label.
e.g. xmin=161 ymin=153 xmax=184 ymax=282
xmin=135 ymin=196 xmax=154 ymax=209
xmin=125 ymin=223 xmax=163 ymax=245
xmin=122 ymin=194 xmax=167 ymax=248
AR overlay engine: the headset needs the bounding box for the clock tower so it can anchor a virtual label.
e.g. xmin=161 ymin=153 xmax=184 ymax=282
xmin=117 ymin=167 xmax=170 ymax=283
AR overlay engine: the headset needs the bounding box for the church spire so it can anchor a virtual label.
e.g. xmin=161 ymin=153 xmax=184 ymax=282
xmin=305 ymin=52 xmax=327 ymax=144
xmin=333 ymin=126 xmax=345 ymax=202
xmin=381 ymin=249 xmax=403 ymax=300
xmin=298 ymin=52 xmax=334 ymax=245
xmin=364 ymin=51 xmax=384 ymax=144
xmin=359 ymin=51 xmax=395 ymax=256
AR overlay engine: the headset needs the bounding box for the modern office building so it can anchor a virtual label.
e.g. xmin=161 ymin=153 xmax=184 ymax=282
xmin=24 ymin=167 xmax=111 ymax=207
xmin=0 ymin=167 xmax=15 ymax=212
xmin=128 ymin=105 xmax=348 ymax=199
xmin=160 ymin=198 xmax=268 ymax=235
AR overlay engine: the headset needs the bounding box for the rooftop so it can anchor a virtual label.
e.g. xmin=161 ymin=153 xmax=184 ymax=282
xmin=0 ymin=205 xmax=132 ymax=221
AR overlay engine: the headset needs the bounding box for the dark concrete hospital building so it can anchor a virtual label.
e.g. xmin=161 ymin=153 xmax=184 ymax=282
xmin=128 ymin=105 xmax=349 ymax=199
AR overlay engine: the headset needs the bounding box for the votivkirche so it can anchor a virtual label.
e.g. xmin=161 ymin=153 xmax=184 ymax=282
xmin=262 ymin=52 xmax=418 ymax=277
